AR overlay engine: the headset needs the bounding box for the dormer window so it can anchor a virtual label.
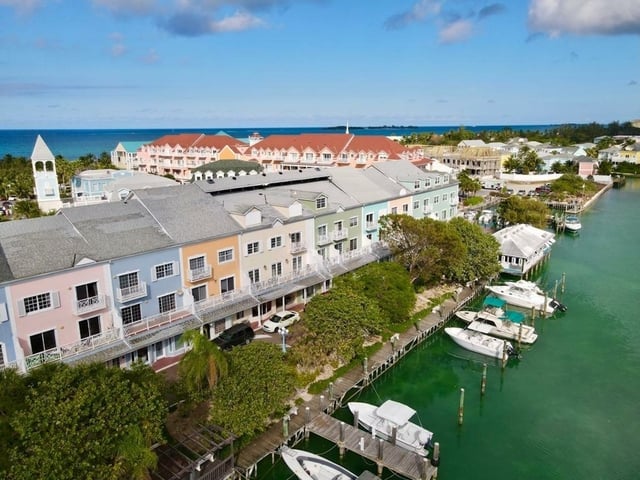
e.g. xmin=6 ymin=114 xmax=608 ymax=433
xmin=316 ymin=197 xmax=327 ymax=209
xmin=414 ymin=180 xmax=421 ymax=189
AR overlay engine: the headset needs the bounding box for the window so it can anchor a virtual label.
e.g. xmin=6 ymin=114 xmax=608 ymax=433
xmin=334 ymin=220 xmax=343 ymax=231
xmin=248 ymin=268 xmax=260 ymax=284
xmin=271 ymin=262 xmax=283 ymax=277
xmin=246 ymin=241 xmax=260 ymax=255
xmin=189 ymin=256 xmax=205 ymax=271
xmin=290 ymin=232 xmax=301 ymax=243
xmin=292 ymin=256 xmax=303 ymax=272
xmin=192 ymin=285 xmax=207 ymax=303
xmin=218 ymin=248 xmax=233 ymax=263
xmin=270 ymin=236 xmax=282 ymax=249
xmin=434 ymin=196 xmax=439 ymax=204
xmin=425 ymin=179 xmax=431 ymax=187
xmin=220 ymin=276 xmax=235 ymax=294
xmin=402 ymin=204 xmax=409 ymax=213
xmin=119 ymin=272 xmax=139 ymax=289
xmin=154 ymin=262 xmax=174 ymax=280
xmin=423 ymin=199 xmax=429 ymax=208
xmin=79 ymin=316 xmax=101 ymax=339
xmin=158 ymin=293 xmax=176 ymax=313
xmin=349 ymin=238 xmax=358 ymax=251
xmin=305 ymin=152 xmax=314 ymax=162
xmin=322 ymin=153 xmax=331 ymax=162
xmin=335 ymin=242 xmax=343 ymax=254
xmin=442 ymin=194 xmax=447 ymax=202
xmin=414 ymin=180 xmax=421 ymax=189
xmin=349 ymin=216 xmax=358 ymax=227
xmin=365 ymin=213 xmax=374 ymax=224
xmin=316 ymin=197 xmax=326 ymax=209
xmin=76 ymin=282 xmax=98 ymax=301
xmin=435 ymin=177 xmax=441 ymax=185
xmin=391 ymin=207 xmax=398 ymax=214
xmin=30 ymin=329 xmax=56 ymax=354
xmin=413 ymin=200 xmax=419 ymax=210
xmin=20 ymin=291 xmax=59 ymax=316
xmin=121 ymin=304 xmax=142 ymax=325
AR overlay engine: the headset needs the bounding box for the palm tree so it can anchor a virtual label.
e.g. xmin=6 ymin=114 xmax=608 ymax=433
xmin=178 ymin=330 xmax=228 ymax=401
xmin=113 ymin=426 xmax=157 ymax=480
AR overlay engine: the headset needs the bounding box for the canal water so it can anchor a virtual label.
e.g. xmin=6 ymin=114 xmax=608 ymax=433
xmin=256 ymin=179 xmax=640 ymax=480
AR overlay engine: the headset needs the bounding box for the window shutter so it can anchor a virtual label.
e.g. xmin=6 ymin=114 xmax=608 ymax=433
xmin=0 ymin=303 xmax=7 ymax=323
xmin=151 ymin=266 xmax=158 ymax=282
xmin=172 ymin=261 xmax=180 ymax=275
xmin=18 ymin=300 xmax=26 ymax=317
xmin=51 ymin=291 xmax=61 ymax=308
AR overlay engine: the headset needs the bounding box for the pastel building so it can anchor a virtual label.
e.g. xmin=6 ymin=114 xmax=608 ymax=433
xmin=0 ymin=160 xmax=458 ymax=373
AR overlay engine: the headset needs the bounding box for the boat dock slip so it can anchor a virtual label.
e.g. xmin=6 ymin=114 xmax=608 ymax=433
xmin=308 ymin=413 xmax=437 ymax=480
xmin=234 ymin=285 xmax=481 ymax=479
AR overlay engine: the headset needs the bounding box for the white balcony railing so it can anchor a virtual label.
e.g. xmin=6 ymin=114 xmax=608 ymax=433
xmin=317 ymin=234 xmax=331 ymax=245
xmin=290 ymin=241 xmax=307 ymax=254
xmin=124 ymin=305 xmax=195 ymax=337
xmin=250 ymin=265 xmax=314 ymax=293
xmin=332 ymin=230 xmax=348 ymax=241
xmin=116 ymin=281 xmax=148 ymax=303
xmin=188 ymin=264 xmax=212 ymax=282
xmin=365 ymin=221 xmax=377 ymax=231
xmin=194 ymin=287 xmax=252 ymax=313
xmin=74 ymin=294 xmax=107 ymax=315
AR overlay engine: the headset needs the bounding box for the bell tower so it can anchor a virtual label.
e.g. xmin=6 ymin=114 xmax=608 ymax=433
xmin=31 ymin=135 xmax=62 ymax=212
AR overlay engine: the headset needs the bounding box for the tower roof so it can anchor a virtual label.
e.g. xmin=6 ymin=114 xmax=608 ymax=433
xmin=31 ymin=135 xmax=55 ymax=162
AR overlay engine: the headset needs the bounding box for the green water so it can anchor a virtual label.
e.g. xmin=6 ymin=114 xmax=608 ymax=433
xmin=257 ymin=180 xmax=640 ymax=480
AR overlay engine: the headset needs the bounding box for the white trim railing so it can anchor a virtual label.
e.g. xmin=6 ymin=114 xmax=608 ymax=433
xmin=188 ymin=265 xmax=212 ymax=282
xmin=116 ymin=282 xmax=148 ymax=303
xmin=74 ymin=294 xmax=107 ymax=315
xmin=194 ymin=287 xmax=252 ymax=313
xmin=124 ymin=305 xmax=195 ymax=337
xmin=250 ymin=265 xmax=315 ymax=294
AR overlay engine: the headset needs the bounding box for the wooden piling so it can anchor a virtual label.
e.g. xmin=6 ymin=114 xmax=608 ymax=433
xmin=458 ymin=388 xmax=465 ymax=425
xmin=391 ymin=426 xmax=397 ymax=446
xmin=431 ymin=442 xmax=440 ymax=467
xmin=282 ymin=415 xmax=289 ymax=439
xmin=353 ymin=410 xmax=359 ymax=429
xmin=339 ymin=421 xmax=346 ymax=457
xmin=304 ymin=406 xmax=310 ymax=439
xmin=481 ymin=363 xmax=487 ymax=395
xmin=561 ymin=272 xmax=566 ymax=293
xmin=518 ymin=322 xmax=523 ymax=348
xmin=502 ymin=340 xmax=508 ymax=369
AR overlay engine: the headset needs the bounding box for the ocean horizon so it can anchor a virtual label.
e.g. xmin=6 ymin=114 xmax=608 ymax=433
xmin=0 ymin=124 xmax=557 ymax=160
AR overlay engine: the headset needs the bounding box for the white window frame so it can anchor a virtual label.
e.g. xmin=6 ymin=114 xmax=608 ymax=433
xmin=121 ymin=303 xmax=142 ymax=325
xmin=218 ymin=248 xmax=234 ymax=264
xmin=220 ymin=276 xmax=235 ymax=294
xmin=18 ymin=291 xmax=60 ymax=316
xmin=246 ymin=241 xmax=260 ymax=256
xmin=158 ymin=292 xmax=177 ymax=314
xmin=316 ymin=197 xmax=327 ymax=209
xmin=152 ymin=261 xmax=178 ymax=281
xmin=349 ymin=216 xmax=358 ymax=227
xmin=269 ymin=236 xmax=283 ymax=249
xmin=248 ymin=268 xmax=260 ymax=284
xmin=271 ymin=262 xmax=283 ymax=278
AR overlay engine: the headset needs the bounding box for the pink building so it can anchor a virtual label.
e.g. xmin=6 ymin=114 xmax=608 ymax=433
xmin=247 ymin=133 xmax=423 ymax=172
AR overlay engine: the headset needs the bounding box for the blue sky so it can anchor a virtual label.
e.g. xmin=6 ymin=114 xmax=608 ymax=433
xmin=1 ymin=0 xmax=639 ymax=129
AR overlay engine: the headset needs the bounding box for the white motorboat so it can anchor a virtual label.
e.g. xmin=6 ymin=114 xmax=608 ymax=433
xmin=280 ymin=446 xmax=357 ymax=480
xmin=564 ymin=215 xmax=582 ymax=232
xmin=445 ymin=327 xmax=518 ymax=360
xmin=347 ymin=399 xmax=433 ymax=457
xmin=467 ymin=318 xmax=538 ymax=344
xmin=456 ymin=295 xmax=526 ymax=324
xmin=486 ymin=281 xmax=566 ymax=314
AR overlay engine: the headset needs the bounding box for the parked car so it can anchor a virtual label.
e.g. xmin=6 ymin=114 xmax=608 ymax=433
xmin=213 ymin=322 xmax=255 ymax=350
xmin=262 ymin=310 xmax=300 ymax=333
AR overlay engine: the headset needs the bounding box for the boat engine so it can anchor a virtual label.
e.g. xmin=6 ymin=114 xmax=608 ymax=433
xmin=506 ymin=344 xmax=521 ymax=359
xmin=549 ymin=299 xmax=567 ymax=312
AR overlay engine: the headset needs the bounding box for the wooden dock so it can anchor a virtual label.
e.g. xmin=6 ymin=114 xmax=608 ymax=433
xmin=234 ymin=285 xmax=482 ymax=479
xmin=307 ymin=413 xmax=437 ymax=480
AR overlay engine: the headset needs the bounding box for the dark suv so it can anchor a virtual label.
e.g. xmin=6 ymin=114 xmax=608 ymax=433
xmin=213 ymin=323 xmax=255 ymax=350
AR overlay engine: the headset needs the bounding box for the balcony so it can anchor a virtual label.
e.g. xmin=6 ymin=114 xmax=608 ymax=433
xmin=316 ymin=234 xmax=332 ymax=245
xmin=290 ymin=241 xmax=307 ymax=254
xmin=332 ymin=229 xmax=348 ymax=241
xmin=73 ymin=294 xmax=107 ymax=316
xmin=365 ymin=221 xmax=377 ymax=231
xmin=188 ymin=264 xmax=212 ymax=282
xmin=423 ymin=206 xmax=432 ymax=214
xmin=124 ymin=305 xmax=195 ymax=337
xmin=116 ymin=281 xmax=148 ymax=303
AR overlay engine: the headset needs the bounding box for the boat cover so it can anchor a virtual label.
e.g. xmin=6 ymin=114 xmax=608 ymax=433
xmin=483 ymin=296 xmax=506 ymax=308
xmin=374 ymin=400 xmax=416 ymax=426
xmin=468 ymin=321 xmax=493 ymax=334
xmin=504 ymin=311 xmax=525 ymax=323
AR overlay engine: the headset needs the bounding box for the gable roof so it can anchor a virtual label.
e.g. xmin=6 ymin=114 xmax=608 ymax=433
xmin=31 ymin=135 xmax=55 ymax=162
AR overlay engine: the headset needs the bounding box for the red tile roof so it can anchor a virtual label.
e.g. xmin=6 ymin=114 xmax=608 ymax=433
xmin=147 ymin=133 xmax=247 ymax=153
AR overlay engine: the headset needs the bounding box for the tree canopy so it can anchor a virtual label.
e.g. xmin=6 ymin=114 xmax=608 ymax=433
xmin=496 ymin=196 xmax=550 ymax=229
xmin=334 ymin=261 xmax=416 ymax=325
xmin=379 ymin=214 xmax=465 ymax=286
xmin=0 ymin=362 xmax=166 ymax=480
xmin=448 ymin=217 xmax=502 ymax=283
xmin=209 ymin=342 xmax=295 ymax=439
xmin=178 ymin=330 xmax=228 ymax=402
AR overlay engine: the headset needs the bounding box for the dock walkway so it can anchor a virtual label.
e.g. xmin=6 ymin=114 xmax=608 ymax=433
xmin=234 ymin=285 xmax=481 ymax=479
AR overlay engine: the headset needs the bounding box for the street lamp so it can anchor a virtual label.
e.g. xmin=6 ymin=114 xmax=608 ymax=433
xmin=279 ymin=326 xmax=289 ymax=353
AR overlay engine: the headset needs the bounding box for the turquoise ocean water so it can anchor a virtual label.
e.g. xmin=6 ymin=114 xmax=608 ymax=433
xmin=0 ymin=125 xmax=554 ymax=159
xmin=257 ymin=179 xmax=640 ymax=480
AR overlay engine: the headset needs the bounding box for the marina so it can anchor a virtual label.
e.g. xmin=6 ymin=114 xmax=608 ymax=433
xmin=253 ymin=178 xmax=640 ymax=480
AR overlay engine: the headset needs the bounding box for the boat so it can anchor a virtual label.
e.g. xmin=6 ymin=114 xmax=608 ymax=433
xmin=445 ymin=327 xmax=518 ymax=360
xmin=564 ymin=215 xmax=582 ymax=233
xmin=280 ymin=446 xmax=359 ymax=480
xmin=347 ymin=399 xmax=433 ymax=457
xmin=486 ymin=281 xmax=566 ymax=314
xmin=456 ymin=296 xmax=526 ymax=324
xmin=467 ymin=319 xmax=537 ymax=344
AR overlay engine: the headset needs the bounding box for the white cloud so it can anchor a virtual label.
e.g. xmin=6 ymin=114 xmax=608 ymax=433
xmin=528 ymin=0 xmax=640 ymax=36
xmin=0 ymin=0 xmax=43 ymax=15
xmin=91 ymin=0 xmax=156 ymax=16
xmin=439 ymin=19 xmax=473 ymax=44
xmin=209 ymin=10 xmax=264 ymax=32
xmin=385 ymin=0 xmax=441 ymax=29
